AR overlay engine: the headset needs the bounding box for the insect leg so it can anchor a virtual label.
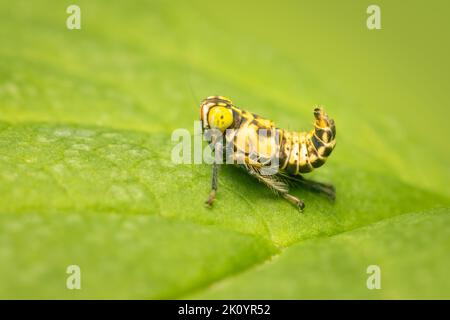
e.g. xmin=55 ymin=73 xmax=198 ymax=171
xmin=205 ymin=134 xmax=223 ymax=208
xmin=299 ymin=177 xmax=335 ymax=200
xmin=282 ymin=193 xmax=305 ymax=211
xmin=205 ymin=161 xmax=218 ymax=207
xmin=245 ymin=165 xmax=305 ymax=212
xmin=280 ymin=174 xmax=335 ymax=200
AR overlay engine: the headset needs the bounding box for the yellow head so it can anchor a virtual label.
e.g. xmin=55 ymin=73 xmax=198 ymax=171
xmin=200 ymin=96 xmax=235 ymax=132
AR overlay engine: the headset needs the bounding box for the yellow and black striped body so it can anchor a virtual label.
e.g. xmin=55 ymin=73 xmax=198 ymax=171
xmin=200 ymin=96 xmax=336 ymax=176
xmin=278 ymin=108 xmax=336 ymax=174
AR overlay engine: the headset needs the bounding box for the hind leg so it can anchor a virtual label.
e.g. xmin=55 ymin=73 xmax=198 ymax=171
xmin=245 ymin=165 xmax=305 ymax=212
xmin=280 ymin=174 xmax=335 ymax=200
xmin=300 ymin=178 xmax=335 ymax=200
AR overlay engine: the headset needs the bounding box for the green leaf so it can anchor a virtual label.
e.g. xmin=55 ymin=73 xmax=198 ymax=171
xmin=0 ymin=0 xmax=449 ymax=298
xmin=0 ymin=213 xmax=276 ymax=299
xmin=190 ymin=208 xmax=450 ymax=299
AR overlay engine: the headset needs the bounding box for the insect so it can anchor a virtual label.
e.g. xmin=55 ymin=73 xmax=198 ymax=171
xmin=200 ymin=96 xmax=336 ymax=211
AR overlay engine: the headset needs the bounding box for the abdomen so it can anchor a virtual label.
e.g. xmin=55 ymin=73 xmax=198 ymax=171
xmin=279 ymin=108 xmax=336 ymax=175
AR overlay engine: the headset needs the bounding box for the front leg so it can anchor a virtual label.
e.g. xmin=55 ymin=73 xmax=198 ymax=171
xmin=205 ymin=135 xmax=223 ymax=208
xmin=205 ymin=161 xmax=218 ymax=207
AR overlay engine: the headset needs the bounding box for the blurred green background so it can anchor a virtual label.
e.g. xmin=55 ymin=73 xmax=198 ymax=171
xmin=0 ymin=0 xmax=449 ymax=299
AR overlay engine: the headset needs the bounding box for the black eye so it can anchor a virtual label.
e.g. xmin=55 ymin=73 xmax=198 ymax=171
xmin=220 ymin=115 xmax=224 ymax=119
